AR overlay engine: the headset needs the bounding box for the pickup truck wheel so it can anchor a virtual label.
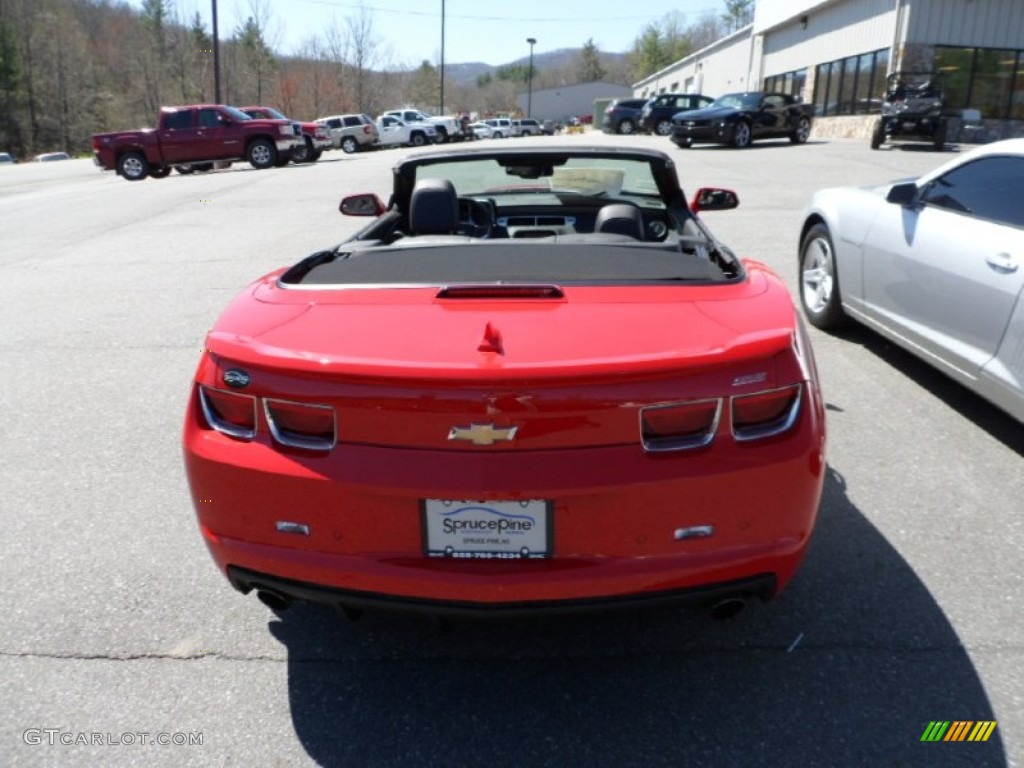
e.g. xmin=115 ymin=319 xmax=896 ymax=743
xmin=731 ymin=121 xmax=752 ymax=148
xmin=435 ymin=128 xmax=448 ymax=144
xmin=291 ymin=138 xmax=313 ymax=163
xmin=341 ymin=136 xmax=359 ymax=154
xmin=410 ymin=132 xmax=427 ymax=147
xmin=118 ymin=151 xmax=149 ymax=181
xmin=247 ymin=138 xmax=277 ymax=169
xmin=148 ymin=166 xmax=171 ymax=178
xmin=790 ymin=117 xmax=811 ymax=144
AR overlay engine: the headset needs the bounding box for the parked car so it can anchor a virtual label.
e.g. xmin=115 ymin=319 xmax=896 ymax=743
xmin=512 ymin=118 xmax=542 ymax=136
xmin=0 ymin=152 xmax=14 ymax=164
xmin=798 ymin=139 xmax=1024 ymax=422
xmin=870 ymin=71 xmax=947 ymax=150
xmin=316 ymin=113 xmax=381 ymax=153
xmin=638 ymin=93 xmax=714 ymax=135
xmin=183 ymin=145 xmax=826 ymax=619
xmin=239 ymin=105 xmax=332 ymax=163
xmin=34 ymin=152 xmax=71 ymax=162
xmin=468 ymin=122 xmax=496 ymax=139
xmin=91 ymin=104 xmax=303 ymax=181
xmin=381 ymin=109 xmax=465 ymax=143
xmin=376 ymin=115 xmax=438 ymax=147
xmin=602 ymin=97 xmax=649 ymax=135
xmin=482 ymin=118 xmax=512 ymax=138
xmin=671 ymin=92 xmax=814 ymax=149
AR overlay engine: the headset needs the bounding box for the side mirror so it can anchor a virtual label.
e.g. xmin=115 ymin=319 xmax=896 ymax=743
xmin=690 ymin=187 xmax=739 ymax=213
xmin=886 ymin=182 xmax=918 ymax=206
xmin=339 ymin=193 xmax=387 ymax=217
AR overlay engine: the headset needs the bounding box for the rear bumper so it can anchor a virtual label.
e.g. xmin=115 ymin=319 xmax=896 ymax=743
xmin=184 ymin=381 xmax=825 ymax=609
xmin=227 ymin=565 xmax=777 ymax=617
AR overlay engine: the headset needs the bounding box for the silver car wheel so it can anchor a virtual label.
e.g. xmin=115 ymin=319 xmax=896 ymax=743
xmin=251 ymin=144 xmax=272 ymax=165
xmin=801 ymin=235 xmax=834 ymax=314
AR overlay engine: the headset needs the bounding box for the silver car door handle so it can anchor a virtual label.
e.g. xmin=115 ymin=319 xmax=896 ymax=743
xmin=986 ymin=253 xmax=1018 ymax=273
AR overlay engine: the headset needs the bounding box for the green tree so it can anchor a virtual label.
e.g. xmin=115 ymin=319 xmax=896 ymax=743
xmin=722 ymin=0 xmax=754 ymax=33
xmin=578 ymin=38 xmax=605 ymax=82
xmin=236 ymin=15 xmax=275 ymax=103
xmin=0 ymin=0 xmax=24 ymax=154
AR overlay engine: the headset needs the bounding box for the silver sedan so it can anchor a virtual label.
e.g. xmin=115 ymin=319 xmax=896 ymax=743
xmin=798 ymin=139 xmax=1024 ymax=422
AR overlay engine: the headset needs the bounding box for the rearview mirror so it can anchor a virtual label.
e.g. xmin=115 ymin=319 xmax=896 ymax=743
xmin=690 ymin=187 xmax=739 ymax=213
xmin=339 ymin=193 xmax=387 ymax=217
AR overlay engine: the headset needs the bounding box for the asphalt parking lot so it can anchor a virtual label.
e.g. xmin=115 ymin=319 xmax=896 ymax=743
xmin=2 ymin=133 xmax=1020 ymax=768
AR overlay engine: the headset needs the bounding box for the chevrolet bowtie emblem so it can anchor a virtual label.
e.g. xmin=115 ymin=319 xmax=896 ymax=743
xmin=447 ymin=423 xmax=518 ymax=446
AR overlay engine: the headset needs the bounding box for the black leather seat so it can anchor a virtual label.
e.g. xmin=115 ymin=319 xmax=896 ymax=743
xmin=409 ymin=178 xmax=459 ymax=235
xmin=594 ymin=203 xmax=644 ymax=240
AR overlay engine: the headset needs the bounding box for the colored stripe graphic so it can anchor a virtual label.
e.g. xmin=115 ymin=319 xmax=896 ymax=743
xmin=921 ymin=722 xmax=950 ymax=741
xmin=969 ymin=722 xmax=998 ymax=742
xmin=921 ymin=721 xmax=997 ymax=742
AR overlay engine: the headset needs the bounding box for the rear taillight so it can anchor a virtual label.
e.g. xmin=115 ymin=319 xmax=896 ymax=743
xmin=640 ymin=399 xmax=721 ymax=452
xmin=731 ymin=385 xmax=802 ymax=442
xmin=263 ymin=398 xmax=336 ymax=451
xmin=198 ymin=386 xmax=257 ymax=440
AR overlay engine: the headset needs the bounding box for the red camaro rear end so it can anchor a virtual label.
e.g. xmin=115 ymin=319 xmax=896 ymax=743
xmin=184 ymin=147 xmax=825 ymax=617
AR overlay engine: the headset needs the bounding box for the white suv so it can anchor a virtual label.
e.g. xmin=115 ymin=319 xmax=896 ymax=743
xmin=512 ymin=118 xmax=542 ymax=137
xmin=315 ymin=114 xmax=381 ymax=153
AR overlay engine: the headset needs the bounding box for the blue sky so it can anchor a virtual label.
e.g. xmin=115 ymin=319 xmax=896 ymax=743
xmin=137 ymin=0 xmax=726 ymax=67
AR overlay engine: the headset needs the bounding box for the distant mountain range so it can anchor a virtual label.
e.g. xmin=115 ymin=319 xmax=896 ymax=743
xmin=439 ymin=48 xmax=632 ymax=86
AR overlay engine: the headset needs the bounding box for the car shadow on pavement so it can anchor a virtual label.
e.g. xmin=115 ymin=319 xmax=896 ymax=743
xmin=268 ymin=464 xmax=1006 ymax=767
xmin=844 ymin=324 xmax=1023 ymax=455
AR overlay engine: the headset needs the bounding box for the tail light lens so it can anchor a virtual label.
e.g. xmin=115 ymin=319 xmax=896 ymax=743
xmin=640 ymin=399 xmax=721 ymax=452
xmin=198 ymin=386 xmax=257 ymax=440
xmin=731 ymin=385 xmax=802 ymax=442
xmin=264 ymin=398 xmax=336 ymax=451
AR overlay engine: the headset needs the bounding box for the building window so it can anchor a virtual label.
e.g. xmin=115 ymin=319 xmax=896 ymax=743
xmin=764 ymin=68 xmax=807 ymax=100
xmin=936 ymin=45 xmax=1022 ymax=120
xmin=812 ymin=48 xmax=888 ymax=116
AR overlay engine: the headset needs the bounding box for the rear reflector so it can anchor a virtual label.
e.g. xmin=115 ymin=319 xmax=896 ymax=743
xmin=198 ymin=386 xmax=257 ymax=440
xmin=731 ymin=385 xmax=802 ymax=441
xmin=263 ymin=398 xmax=336 ymax=451
xmin=640 ymin=399 xmax=721 ymax=452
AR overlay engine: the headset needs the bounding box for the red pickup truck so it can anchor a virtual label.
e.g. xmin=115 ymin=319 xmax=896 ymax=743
xmin=92 ymin=104 xmax=304 ymax=181
xmin=239 ymin=106 xmax=333 ymax=163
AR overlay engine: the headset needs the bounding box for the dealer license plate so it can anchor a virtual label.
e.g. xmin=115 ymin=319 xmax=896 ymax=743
xmin=422 ymin=499 xmax=551 ymax=559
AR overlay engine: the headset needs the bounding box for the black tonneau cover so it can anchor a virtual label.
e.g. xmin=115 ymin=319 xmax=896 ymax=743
xmin=290 ymin=240 xmax=724 ymax=285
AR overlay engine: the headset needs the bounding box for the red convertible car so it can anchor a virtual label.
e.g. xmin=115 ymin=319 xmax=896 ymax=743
xmin=183 ymin=146 xmax=826 ymax=618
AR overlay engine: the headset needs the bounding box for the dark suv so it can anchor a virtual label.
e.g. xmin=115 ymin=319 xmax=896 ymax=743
xmin=602 ymin=98 xmax=649 ymax=135
xmin=639 ymin=93 xmax=714 ymax=136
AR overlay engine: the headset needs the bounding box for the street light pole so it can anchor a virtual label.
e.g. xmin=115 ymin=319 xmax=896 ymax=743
xmin=440 ymin=0 xmax=445 ymax=114
xmin=526 ymin=37 xmax=536 ymax=118
xmin=212 ymin=0 xmax=221 ymax=103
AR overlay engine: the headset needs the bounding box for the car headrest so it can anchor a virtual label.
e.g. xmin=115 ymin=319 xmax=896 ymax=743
xmin=409 ymin=178 xmax=458 ymax=235
xmin=595 ymin=203 xmax=644 ymax=240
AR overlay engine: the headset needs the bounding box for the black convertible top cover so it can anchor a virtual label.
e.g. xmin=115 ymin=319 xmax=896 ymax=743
xmin=293 ymin=240 xmax=722 ymax=285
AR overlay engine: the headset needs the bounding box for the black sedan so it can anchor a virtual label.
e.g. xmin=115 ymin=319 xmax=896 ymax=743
xmin=671 ymin=92 xmax=814 ymax=149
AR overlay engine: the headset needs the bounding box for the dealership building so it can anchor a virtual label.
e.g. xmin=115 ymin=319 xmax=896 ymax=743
xmin=634 ymin=0 xmax=1024 ymax=141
